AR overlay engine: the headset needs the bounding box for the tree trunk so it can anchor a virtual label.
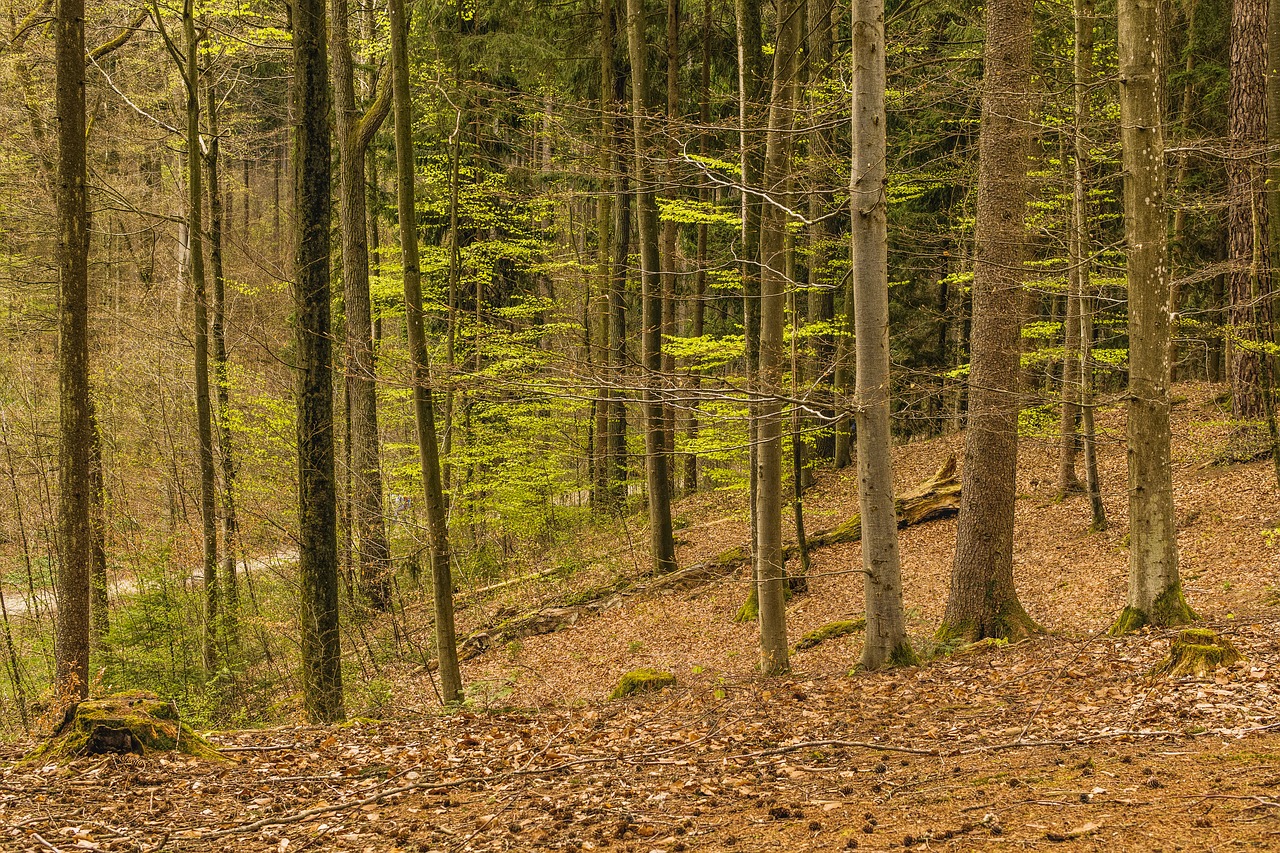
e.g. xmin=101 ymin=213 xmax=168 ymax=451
xmin=1228 ymin=0 xmax=1272 ymax=421
xmin=207 ymin=84 xmax=240 ymax=653
xmin=808 ymin=0 xmax=836 ymax=463
xmin=625 ymin=0 xmax=677 ymax=575
xmin=1111 ymin=0 xmax=1195 ymax=634
xmin=87 ymin=400 xmax=109 ymax=651
xmin=184 ymin=0 xmax=220 ymax=675
xmin=388 ymin=0 xmax=463 ymax=701
xmin=593 ymin=0 xmax=615 ymax=510
xmin=940 ymin=0 xmax=1038 ymax=642
xmin=755 ymin=0 xmax=803 ymax=677
xmin=293 ymin=0 xmax=344 ymax=721
xmin=333 ymin=0 xmax=392 ymax=611
xmin=661 ymin=0 xmax=680 ymax=494
xmin=852 ymin=0 xmax=916 ymax=669
xmin=1073 ymin=0 xmax=1106 ymax=531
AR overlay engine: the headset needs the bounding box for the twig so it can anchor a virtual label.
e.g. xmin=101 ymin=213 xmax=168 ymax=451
xmin=31 ymin=834 xmax=62 ymax=853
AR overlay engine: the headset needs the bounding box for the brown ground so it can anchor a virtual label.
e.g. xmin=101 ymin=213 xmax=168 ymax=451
xmin=3 ymin=382 xmax=1280 ymax=851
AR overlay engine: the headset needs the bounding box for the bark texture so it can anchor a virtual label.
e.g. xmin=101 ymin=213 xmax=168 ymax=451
xmin=941 ymin=0 xmax=1038 ymax=642
xmin=1112 ymin=0 xmax=1194 ymax=634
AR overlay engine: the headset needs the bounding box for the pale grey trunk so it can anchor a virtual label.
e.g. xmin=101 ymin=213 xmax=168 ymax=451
xmin=851 ymin=0 xmax=914 ymax=669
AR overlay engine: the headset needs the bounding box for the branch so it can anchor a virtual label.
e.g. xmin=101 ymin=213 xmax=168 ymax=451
xmin=88 ymin=9 xmax=148 ymax=61
xmin=355 ymin=65 xmax=392 ymax=154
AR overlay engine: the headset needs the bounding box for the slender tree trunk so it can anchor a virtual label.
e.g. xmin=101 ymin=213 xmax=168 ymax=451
xmin=852 ymin=0 xmax=916 ymax=669
xmin=1058 ymin=133 xmax=1083 ymax=497
xmin=625 ymin=0 xmax=677 ymax=575
xmin=207 ymin=84 xmax=240 ymax=652
xmin=754 ymin=0 xmax=803 ymax=676
xmin=940 ymin=0 xmax=1037 ymax=642
xmin=1073 ymin=0 xmax=1106 ymax=530
xmin=1111 ymin=0 xmax=1195 ymax=634
xmin=684 ymin=0 xmax=711 ymax=493
xmin=333 ymin=0 xmax=392 ymax=610
xmin=1228 ymin=0 xmax=1272 ymax=421
xmin=808 ymin=0 xmax=836 ymax=463
xmin=593 ymin=0 xmax=614 ymax=510
xmin=609 ymin=139 xmax=631 ymax=506
xmin=661 ymin=0 xmax=680 ymax=493
xmin=293 ymin=0 xmax=344 ymax=721
xmin=184 ymin=0 xmax=220 ymax=674
xmin=1269 ymin=0 xmax=1280 ymax=299
xmin=87 ymin=399 xmax=108 ymax=650
xmin=388 ymin=0 xmax=463 ymax=701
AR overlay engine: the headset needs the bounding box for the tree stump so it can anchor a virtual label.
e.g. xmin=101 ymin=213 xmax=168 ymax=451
xmin=1150 ymin=629 xmax=1243 ymax=678
xmin=26 ymin=690 xmax=224 ymax=763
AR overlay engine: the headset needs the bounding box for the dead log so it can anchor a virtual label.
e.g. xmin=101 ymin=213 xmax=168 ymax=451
xmin=460 ymin=457 xmax=960 ymax=661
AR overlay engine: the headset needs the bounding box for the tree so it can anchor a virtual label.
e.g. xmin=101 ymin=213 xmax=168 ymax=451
xmin=332 ymin=0 xmax=392 ymax=610
xmin=625 ymin=0 xmax=677 ymax=576
xmin=754 ymin=0 xmax=804 ymax=675
xmin=53 ymin=0 xmax=93 ymax=702
xmin=852 ymin=0 xmax=917 ymax=669
xmin=1110 ymin=0 xmax=1196 ymax=634
xmin=940 ymin=0 xmax=1038 ymax=642
xmin=293 ymin=0 xmax=344 ymax=722
xmin=388 ymin=0 xmax=463 ymax=702
xmin=1227 ymin=0 xmax=1271 ymax=422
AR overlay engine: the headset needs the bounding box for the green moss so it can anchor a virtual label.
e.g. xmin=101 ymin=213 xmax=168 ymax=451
xmin=1110 ymin=583 xmax=1198 ymax=636
xmin=609 ymin=668 xmax=676 ymax=699
xmin=889 ymin=641 xmax=921 ymax=668
xmin=1151 ymin=628 xmax=1243 ymax=678
xmin=26 ymin=691 xmax=225 ymax=763
xmin=734 ymin=585 xmax=759 ymax=623
xmin=795 ymin=619 xmax=866 ymax=651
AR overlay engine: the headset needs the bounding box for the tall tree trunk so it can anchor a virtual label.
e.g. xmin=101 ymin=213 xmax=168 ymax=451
xmin=1269 ymin=0 xmax=1280 ymax=301
xmin=184 ymin=0 xmax=220 ymax=675
xmin=808 ymin=0 xmax=837 ymax=463
xmin=684 ymin=0 xmax=712 ymax=493
xmin=388 ymin=0 xmax=463 ymax=701
xmin=940 ymin=0 xmax=1037 ymax=642
xmin=207 ymin=84 xmax=240 ymax=653
xmin=625 ymin=0 xmax=678 ymax=575
xmin=1072 ymin=0 xmax=1107 ymax=530
xmin=87 ymin=400 xmax=108 ymax=651
xmin=593 ymin=0 xmax=615 ymax=510
xmin=661 ymin=0 xmax=680 ymax=494
xmin=754 ymin=0 xmax=803 ymax=676
xmin=1111 ymin=0 xmax=1195 ymax=634
xmin=1228 ymin=0 xmax=1272 ymax=421
xmin=293 ymin=0 xmax=344 ymax=722
xmin=852 ymin=0 xmax=916 ymax=669
xmin=333 ymin=0 xmax=392 ymax=610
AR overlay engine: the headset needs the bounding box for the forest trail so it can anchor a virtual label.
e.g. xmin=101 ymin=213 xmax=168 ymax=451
xmin=0 ymin=548 xmax=299 ymax=618
xmin=4 ymin=384 xmax=1280 ymax=850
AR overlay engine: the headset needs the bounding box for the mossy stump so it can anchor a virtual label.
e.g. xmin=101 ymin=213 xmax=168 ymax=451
xmin=1151 ymin=629 xmax=1243 ymax=679
xmin=26 ymin=690 xmax=224 ymax=763
xmin=795 ymin=618 xmax=866 ymax=651
xmin=610 ymin=669 xmax=676 ymax=699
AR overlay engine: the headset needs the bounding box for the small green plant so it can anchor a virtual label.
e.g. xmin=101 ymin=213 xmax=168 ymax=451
xmin=610 ymin=668 xmax=675 ymax=699
xmin=627 ymin=640 xmax=644 ymax=654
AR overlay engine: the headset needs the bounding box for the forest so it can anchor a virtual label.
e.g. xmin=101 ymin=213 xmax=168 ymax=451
xmin=1 ymin=0 xmax=1280 ymax=847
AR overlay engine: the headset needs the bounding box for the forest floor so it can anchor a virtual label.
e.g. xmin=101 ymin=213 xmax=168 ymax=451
xmin=4 ymin=382 xmax=1280 ymax=852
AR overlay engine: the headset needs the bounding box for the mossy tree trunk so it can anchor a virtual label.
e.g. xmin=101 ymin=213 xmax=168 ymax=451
xmin=1111 ymin=0 xmax=1194 ymax=635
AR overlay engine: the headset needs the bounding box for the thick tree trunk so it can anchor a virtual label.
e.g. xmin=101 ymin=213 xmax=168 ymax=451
xmin=388 ymin=0 xmax=463 ymax=701
xmin=332 ymin=0 xmax=392 ymax=610
xmin=1228 ymin=0 xmax=1272 ymax=421
xmin=184 ymin=1 xmax=220 ymax=675
xmin=755 ymin=0 xmax=803 ymax=676
xmin=293 ymin=0 xmax=344 ymax=722
xmin=625 ymin=0 xmax=677 ymax=576
xmin=1111 ymin=0 xmax=1194 ymax=634
xmin=941 ymin=0 xmax=1038 ymax=642
xmin=852 ymin=0 xmax=916 ymax=669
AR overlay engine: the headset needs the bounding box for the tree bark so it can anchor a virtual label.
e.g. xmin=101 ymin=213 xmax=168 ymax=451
xmin=1228 ymin=0 xmax=1272 ymax=421
xmin=755 ymin=0 xmax=804 ymax=676
xmin=183 ymin=0 xmax=220 ymax=675
xmin=1111 ymin=0 xmax=1194 ymax=634
xmin=333 ymin=0 xmax=392 ymax=610
xmin=625 ymin=0 xmax=677 ymax=575
xmin=941 ymin=0 xmax=1038 ymax=642
xmin=388 ymin=0 xmax=463 ymax=701
xmin=293 ymin=0 xmax=344 ymax=721
xmin=852 ymin=0 xmax=916 ymax=669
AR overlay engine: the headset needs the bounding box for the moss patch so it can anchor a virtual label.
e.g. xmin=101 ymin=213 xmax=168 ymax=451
xmin=1110 ymin=583 xmax=1198 ymax=636
xmin=610 ymin=668 xmax=676 ymax=699
xmin=795 ymin=619 xmax=866 ymax=651
xmin=26 ymin=690 xmax=225 ymax=763
xmin=1151 ymin=629 xmax=1243 ymax=679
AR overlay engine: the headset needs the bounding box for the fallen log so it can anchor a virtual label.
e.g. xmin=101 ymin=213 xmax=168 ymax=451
xmin=459 ymin=456 xmax=960 ymax=661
